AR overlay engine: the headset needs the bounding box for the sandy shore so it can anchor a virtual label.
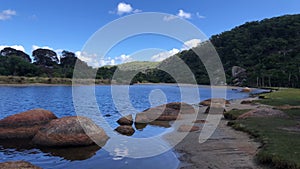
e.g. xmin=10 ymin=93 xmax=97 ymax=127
xmin=174 ymin=97 xmax=268 ymax=169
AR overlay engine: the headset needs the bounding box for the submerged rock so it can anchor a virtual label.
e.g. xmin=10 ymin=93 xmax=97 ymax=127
xmin=0 ymin=161 xmax=41 ymax=169
xmin=166 ymin=102 xmax=196 ymax=114
xmin=32 ymin=116 xmax=108 ymax=147
xmin=0 ymin=109 xmax=57 ymax=139
xmin=115 ymin=125 xmax=135 ymax=136
xmin=117 ymin=115 xmax=133 ymax=126
xmin=149 ymin=121 xmax=171 ymax=128
xmin=134 ymin=123 xmax=147 ymax=131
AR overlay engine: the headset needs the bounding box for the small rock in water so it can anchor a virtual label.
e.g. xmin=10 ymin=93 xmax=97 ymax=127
xmin=117 ymin=115 xmax=133 ymax=125
xmin=115 ymin=125 xmax=135 ymax=136
xmin=104 ymin=114 xmax=112 ymax=117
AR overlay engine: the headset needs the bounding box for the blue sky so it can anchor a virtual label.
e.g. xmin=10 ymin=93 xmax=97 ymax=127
xmin=0 ymin=0 xmax=299 ymax=66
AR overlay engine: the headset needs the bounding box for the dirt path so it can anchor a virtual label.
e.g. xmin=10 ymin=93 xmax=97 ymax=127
xmin=174 ymin=98 xmax=267 ymax=169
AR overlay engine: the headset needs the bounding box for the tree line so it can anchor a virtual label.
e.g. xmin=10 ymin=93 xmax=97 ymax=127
xmin=0 ymin=14 xmax=299 ymax=87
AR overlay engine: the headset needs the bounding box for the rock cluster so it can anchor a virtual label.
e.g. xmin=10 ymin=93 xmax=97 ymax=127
xmin=115 ymin=102 xmax=197 ymax=135
xmin=0 ymin=109 xmax=108 ymax=147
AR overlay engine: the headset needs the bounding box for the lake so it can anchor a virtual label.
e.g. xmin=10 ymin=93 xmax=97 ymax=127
xmin=0 ymin=84 xmax=261 ymax=169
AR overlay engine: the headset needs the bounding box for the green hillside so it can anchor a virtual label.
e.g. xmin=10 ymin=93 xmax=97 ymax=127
xmin=211 ymin=14 xmax=300 ymax=87
xmin=156 ymin=14 xmax=300 ymax=87
xmin=117 ymin=61 xmax=159 ymax=71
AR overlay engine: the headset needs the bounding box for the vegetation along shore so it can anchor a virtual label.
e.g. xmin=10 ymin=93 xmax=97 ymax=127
xmin=225 ymin=88 xmax=300 ymax=169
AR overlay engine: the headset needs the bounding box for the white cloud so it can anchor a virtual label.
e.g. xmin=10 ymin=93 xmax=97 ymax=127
xmin=178 ymin=9 xmax=191 ymax=19
xmin=149 ymin=39 xmax=201 ymax=62
xmin=99 ymin=57 xmax=115 ymax=67
xmin=0 ymin=9 xmax=16 ymax=21
xmin=69 ymin=39 xmax=201 ymax=67
xmin=75 ymin=51 xmax=82 ymax=58
xmin=75 ymin=51 xmax=116 ymax=68
xmin=0 ymin=45 xmax=25 ymax=52
xmin=115 ymin=54 xmax=134 ymax=64
xmin=117 ymin=2 xmax=133 ymax=15
xmin=151 ymin=48 xmax=180 ymax=62
xmin=182 ymin=39 xmax=201 ymax=50
xmin=31 ymin=45 xmax=63 ymax=54
xmin=75 ymin=51 xmax=93 ymax=65
xmin=32 ymin=45 xmax=54 ymax=52
xmin=32 ymin=45 xmax=64 ymax=61
xmin=196 ymin=12 xmax=205 ymax=19
xmin=133 ymin=9 xmax=142 ymax=13
xmin=163 ymin=9 xmax=192 ymax=21
xmin=163 ymin=15 xmax=178 ymax=21
xmin=110 ymin=2 xmax=142 ymax=15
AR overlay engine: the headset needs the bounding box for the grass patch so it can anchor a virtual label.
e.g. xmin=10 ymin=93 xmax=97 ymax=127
xmin=228 ymin=116 xmax=300 ymax=169
xmin=256 ymin=88 xmax=300 ymax=106
xmin=226 ymin=88 xmax=300 ymax=169
xmin=224 ymin=109 xmax=249 ymax=120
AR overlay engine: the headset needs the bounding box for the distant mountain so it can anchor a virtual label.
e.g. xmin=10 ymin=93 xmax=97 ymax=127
xmin=116 ymin=61 xmax=159 ymax=71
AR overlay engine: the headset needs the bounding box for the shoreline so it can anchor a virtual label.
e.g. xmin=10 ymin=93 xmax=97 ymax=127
xmin=0 ymin=82 xmax=259 ymax=90
xmin=174 ymin=96 xmax=266 ymax=169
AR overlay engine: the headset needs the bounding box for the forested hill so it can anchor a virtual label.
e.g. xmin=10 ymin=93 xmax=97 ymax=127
xmin=0 ymin=14 xmax=299 ymax=87
xmin=212 ymin=14 xmax=300 ymax=87
xmin=159 ymin=14 xmax=300 ymax=87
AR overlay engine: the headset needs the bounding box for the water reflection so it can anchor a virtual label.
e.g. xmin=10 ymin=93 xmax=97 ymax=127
xmin=40 ymin=145 xmax=101 ymax=161
xmin=0 ymin=139 xmax=102 ymax=161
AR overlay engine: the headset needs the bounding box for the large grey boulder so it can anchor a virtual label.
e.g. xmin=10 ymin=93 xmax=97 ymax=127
xmin=232 ymin=66 xmax=247 ymax=86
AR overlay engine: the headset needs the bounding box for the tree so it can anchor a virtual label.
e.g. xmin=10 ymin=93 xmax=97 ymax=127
xmin=59 ymin=50 xmax=78 ymax=78
xmin=32 ymin=48 xmax=58 ymax=67
xmin=60 ymin=50 xmax=77 ymax=66
xmin=0 ymin=56 xmax=38 ymax=76
xmin=0 ymin=47 xmax=31 ymax=62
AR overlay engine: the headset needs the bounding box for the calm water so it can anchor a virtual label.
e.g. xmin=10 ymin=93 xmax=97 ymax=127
xmin=0 ymin=85 xmax=260 ymax=169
